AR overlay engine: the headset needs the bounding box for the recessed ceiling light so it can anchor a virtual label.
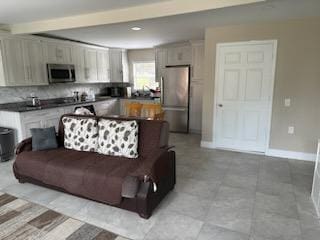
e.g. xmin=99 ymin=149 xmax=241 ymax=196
xmin=131 ymin=27 xmax=142 ymax=31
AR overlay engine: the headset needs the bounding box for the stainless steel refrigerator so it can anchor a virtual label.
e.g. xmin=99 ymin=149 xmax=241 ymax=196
xmin=161 ymin=66 xmax=190 ymax=133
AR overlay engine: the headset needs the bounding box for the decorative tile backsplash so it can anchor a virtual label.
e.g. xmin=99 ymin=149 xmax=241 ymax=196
xmin=0 ymin=83 xmax=129 ymax=104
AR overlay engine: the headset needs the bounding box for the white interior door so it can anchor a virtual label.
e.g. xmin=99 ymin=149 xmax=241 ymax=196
xmin=214 ymin=41 xmax=277 ymax=153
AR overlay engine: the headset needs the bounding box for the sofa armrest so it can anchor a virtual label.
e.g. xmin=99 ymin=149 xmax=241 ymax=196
xmin=131 ymin=149 xmax=173 ymax=186
xmin=16 ymin=138 xmax=32 ymax=154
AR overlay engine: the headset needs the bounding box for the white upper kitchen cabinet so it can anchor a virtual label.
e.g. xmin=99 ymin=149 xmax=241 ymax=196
xmin=97 ymin=49 xmax=110 ymax=83
xmin=22 ymin=39 xmax=47 ymax=85
xmin=167 ymin=45 xmax=192 ymax=66
xmin=0 ymin=37 xmax=47 ymax=86
xmin=191 ymin=41 xmax=204 ymax=81
xmin=0 ymin=38 xmax=26 ymax=86
xmin=44 ymin=41 xmax=73 ymax=64
xmin=155 ymin=48 xmax=167 ymax=82
xmin=84 ymin=47 xmax=98 ymax=82
xmin=73 ymin=46 xmax=110 ymax=83
xmin=109 ymin=49 xmax=122 ymax=82
xmin=122 ymin=50 xmax=129 ymax=83
xmin=72 ymin=45 xmax=86 ymax=83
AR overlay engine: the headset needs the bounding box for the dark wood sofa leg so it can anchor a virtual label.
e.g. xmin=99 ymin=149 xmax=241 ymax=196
xmin=18 ymin=179 xmax=26 ymax=183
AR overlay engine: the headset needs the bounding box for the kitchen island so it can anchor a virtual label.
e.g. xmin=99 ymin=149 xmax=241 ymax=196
xmin=0 ymin=96 xmax=159 ymax=145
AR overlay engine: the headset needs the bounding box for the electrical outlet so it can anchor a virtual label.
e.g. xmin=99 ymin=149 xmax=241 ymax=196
xmin=284 ymin=98 xmax=291 ymax=107
xmin=288 ymin=126 xmax=294 ymax=134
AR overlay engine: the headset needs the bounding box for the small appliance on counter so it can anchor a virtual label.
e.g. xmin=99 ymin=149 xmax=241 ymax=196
xmin=105 ymin=86 xmax=126 ymax=97
xmin=27 ymin=96 xmax=41 ymax=107
xmin=0 ymin=127 xmax=14 ymax=162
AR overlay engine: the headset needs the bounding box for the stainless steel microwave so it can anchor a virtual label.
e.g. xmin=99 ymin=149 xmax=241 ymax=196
xmin=47 ymin=64 xmax=76 ymax=83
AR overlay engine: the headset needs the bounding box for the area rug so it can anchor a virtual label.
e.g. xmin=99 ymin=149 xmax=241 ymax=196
xmin=0 ymin=192 xmax=126 ymax=240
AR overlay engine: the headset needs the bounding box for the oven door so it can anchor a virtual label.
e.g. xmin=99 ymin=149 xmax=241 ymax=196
xmin=47 ymin=64 xmax=75 ymax=83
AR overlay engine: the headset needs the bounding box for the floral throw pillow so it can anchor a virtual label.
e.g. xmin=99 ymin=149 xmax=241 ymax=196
xmin=98 ymin=119 xmax=139 ymax=158
xmin=62 ymin=117 xmax=98 ymax=152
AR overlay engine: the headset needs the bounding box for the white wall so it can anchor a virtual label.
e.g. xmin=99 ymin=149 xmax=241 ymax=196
xmin=202 ymin=17 xmax=320 ymax=155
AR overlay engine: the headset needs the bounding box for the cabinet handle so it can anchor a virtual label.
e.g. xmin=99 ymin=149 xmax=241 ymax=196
xmin=26 ymin=66 xmax=32 ymax=80
xmin=85 ymin=68 xmax=90 ymax=79
xmin=25 ymin=67 xmax=29 ymax=80
xmin=29 ymin=66 xmax=33 ymax=80
xmin=56 ymin=48 xmax=63 ymax=59
xmin=107 ymin=69 xmax=111 ymax=80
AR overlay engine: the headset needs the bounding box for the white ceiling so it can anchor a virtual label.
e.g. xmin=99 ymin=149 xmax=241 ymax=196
xmin=0 ymin=0 xmax=166 ymax=24
xmin=45 ymin=0 xmax=320 ymax=49
xmin=2 ymin=0 xmax=320 ymax=49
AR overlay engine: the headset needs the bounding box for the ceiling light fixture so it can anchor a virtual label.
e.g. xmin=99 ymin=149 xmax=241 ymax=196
xmin=131 ymin=27 xmax=142 ymax=31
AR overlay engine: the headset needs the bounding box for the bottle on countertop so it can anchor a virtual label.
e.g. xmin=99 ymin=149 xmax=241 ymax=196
xmin=88 ymin=88 xmax=95 ymax=101
xmin=73 ymin=91 xmax=79 ymax=102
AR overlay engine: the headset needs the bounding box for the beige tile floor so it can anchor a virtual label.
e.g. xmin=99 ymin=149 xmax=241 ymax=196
xmin=0 ymin=133 xmax=319 ymax=240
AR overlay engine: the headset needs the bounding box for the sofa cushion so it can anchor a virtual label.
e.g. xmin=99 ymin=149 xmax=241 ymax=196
xmin=62 ymin=116 xmax=98 ymax=152
xmin=14 ymin=148 xmax=140 ymax=205
xmin=98 ymin=119 xmax=139 ymax=158
xmin=30 ymin=127 xmax=58 ymax=151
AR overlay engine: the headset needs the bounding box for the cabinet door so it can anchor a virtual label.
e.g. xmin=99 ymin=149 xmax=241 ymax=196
xmin=46 ymin=42 xmax=72 ymax=64
xmin=122 ymin=50 xmax=129 ymax=83
xmin=95 ymin=99 xmax=119 ymax=116
xmin=73 ymin=46 xmax=86 ymax=83
xmin=43 ymin=111 xmax=64 ymax=132
xmin=24 ymin=119 xmax=42 ymax=138
xmin=191 ymin=44 xmax=204 ymax=80
xmin=156 ymin=48 xmax=167 ymax=82
xmin=22 ymin=39 xmax=47 ymax=85
xmin=109 ymin=49 xmax=123 ymax=82
xmin=85 ymin=48 xmax=98 ymax=82
xmin=64 ymin=106 xmax=75 ymax=114
xmin=2 ymin=38 xmax=27 ymax=86
xmin=189 ymin=82 xmax=203 ymax=133
xmin=97 ymin=50 xmax=110 ymax=83
xmin=167 ymin=46 xmax=192 ymax=66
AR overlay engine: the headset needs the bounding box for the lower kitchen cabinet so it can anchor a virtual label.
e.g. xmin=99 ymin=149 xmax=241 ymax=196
xmin=21 ymin=108 xmax=66 ymax=138
xmin=0 ymin=99 xmax=120 ymax=145
xmin=94 ymin=99 xmax=119 ymax=116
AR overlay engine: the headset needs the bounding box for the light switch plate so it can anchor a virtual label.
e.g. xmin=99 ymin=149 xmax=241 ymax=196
xmin=288 ymin=126 xmax=294 ymax=134
xmin=285 ymin=98 xmax=291 ymax=107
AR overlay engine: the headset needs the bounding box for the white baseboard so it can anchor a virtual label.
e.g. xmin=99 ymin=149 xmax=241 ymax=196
xmin=200 ymin=140 xmax=216 ymax=149
xmin=266 ymin=148 xmax=316 ymax=162
xmin=189 ymin=129 xmax=202 ymax=134
xmin=200 ymin=141 xmax=316 ymax=162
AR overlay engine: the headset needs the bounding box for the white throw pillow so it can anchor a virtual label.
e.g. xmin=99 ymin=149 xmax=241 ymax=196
xmin=62 ymin=117 xmax=98 ymax=152
xmin=98 ymin=119 xmax=139 ymax=158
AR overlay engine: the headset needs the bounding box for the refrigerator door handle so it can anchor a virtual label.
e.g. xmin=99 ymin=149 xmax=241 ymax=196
xmin=162 ymin=107 xmax=187 ymax=112
xmin=160 ymin=76 xmax=164 ymax=105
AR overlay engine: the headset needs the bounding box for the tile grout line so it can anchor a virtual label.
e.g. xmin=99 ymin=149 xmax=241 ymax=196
xmin=248 ymin=155 xmax=262 ymax=239
xmin=290 ymin=160 xmax=307 ymax=239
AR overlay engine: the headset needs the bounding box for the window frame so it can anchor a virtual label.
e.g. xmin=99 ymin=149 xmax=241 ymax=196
xmin=132 ymin=61 xmax=156 ymax=91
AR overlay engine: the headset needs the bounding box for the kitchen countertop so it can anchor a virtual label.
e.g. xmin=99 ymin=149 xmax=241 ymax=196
xmin=0 ymin=96 xmax=159 ymax=113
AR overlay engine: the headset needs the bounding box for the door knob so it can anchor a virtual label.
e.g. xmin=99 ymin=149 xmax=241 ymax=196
xmin=218 ymin=104 xmax=223 ymax=107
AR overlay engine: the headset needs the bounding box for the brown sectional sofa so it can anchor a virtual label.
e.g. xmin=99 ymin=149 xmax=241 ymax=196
xmin=13 ymin=114 xmax=176 ymax=219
